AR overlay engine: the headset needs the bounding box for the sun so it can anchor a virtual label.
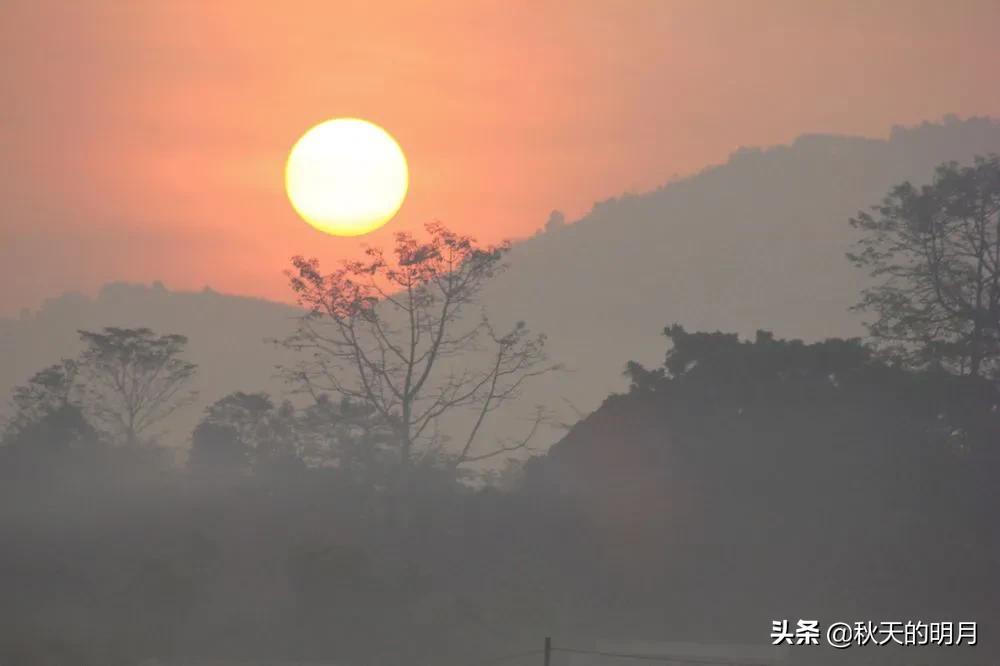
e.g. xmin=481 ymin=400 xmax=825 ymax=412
xmin=285 ymin=118 xmax=409 ymax=237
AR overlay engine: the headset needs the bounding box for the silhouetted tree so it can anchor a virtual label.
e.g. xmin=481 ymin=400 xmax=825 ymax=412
xmin=0 ymin=360 xmax=102 ymax=479
xmin=298 ymin=394 xmax=396 ymax=484
xmin=189 ymin=391 xmax=303 ymax=475
xmin=189 ymin=421 xmax=251 ymax=473
xmin=0 ymin=406 xmax=101 ymax=481
xmin=77 ymin=327 xmax=197 ymax=446
xmin=284 ymin=222 xmax=556 ymax=478
xmin=849 ymin=155 xmax=1000 ymax=377
xmin=544 ymin=209 xmax=566 ymax=233
xmin=4 ymin=359 xmax=81 ymax=436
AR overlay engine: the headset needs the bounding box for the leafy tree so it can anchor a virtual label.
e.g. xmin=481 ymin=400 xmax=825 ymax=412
xmin=1 ymin=360 xmax=101 ymax=479
xmin=77 ymin=327 xmax=197 ymax=446
xmin=4 ymin=359 xmax=81 ymax=436
xmin=297 ymin=394 xmax=396 ymax=484
xmin=849 ymin=155 xmax=1000 ymax=377
xmin=189 ymin=391 xmax=302 ymax=475
xmin=284 ymin=222 xmax=556 ymax=478
xmin=189 ymin=421 xmax=251 ymax=473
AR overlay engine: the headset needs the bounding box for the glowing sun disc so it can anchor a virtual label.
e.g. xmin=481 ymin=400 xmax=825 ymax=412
xmin=285 ymin=118 xmax=408 ymax=237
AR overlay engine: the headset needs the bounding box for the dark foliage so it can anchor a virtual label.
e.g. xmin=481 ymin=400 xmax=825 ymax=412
xmin=531 ymin=326 xmax=1000 ymax=656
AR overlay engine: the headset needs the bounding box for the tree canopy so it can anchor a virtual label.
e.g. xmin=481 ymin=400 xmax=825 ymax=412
xmin=849 ymin=154 xmax=1000 ymax=377
xmin=77 ymin=327 xmax=197 ymax=446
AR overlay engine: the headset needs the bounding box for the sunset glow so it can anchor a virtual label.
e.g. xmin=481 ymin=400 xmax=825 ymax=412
xmin=2 ymin=1 xmax=1000 ymax=313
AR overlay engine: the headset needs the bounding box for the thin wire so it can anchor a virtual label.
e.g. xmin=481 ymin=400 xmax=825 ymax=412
xmin=552 ymin=647 xmax=767 ymax=666
xmin=468 ymin=648 xmax=545 ymax=666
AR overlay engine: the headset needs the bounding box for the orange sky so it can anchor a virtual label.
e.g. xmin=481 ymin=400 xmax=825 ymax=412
xmin=2 ymin=0 xmax=1000 ymax=315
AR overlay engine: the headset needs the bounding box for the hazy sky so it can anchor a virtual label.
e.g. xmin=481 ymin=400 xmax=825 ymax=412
xmin=2 ymin=0 xmax=999 ymax=315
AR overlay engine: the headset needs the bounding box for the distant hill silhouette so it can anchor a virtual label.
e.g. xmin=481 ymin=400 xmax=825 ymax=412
xmin=5 ymin=117 xmax=1000 ymax=451
xmin=483 ymin=116 xmax=1000 ymax=422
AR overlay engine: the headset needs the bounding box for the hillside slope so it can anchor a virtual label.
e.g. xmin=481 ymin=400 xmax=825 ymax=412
xmin=483 ymin=116 xmax=1000 ymax=415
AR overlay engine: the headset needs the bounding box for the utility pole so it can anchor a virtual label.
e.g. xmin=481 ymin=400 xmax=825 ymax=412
xmin=544 ymin=637 xmax=552 ymax=666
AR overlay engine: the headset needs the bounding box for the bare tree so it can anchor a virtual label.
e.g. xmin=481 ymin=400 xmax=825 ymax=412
xmin=77 ymin=327 xmax=197 ymax=446
xmin=283 ymin=222 xmax=557 ymax=477
xmin=849 ymin=155 xmax=1000 ymax=377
